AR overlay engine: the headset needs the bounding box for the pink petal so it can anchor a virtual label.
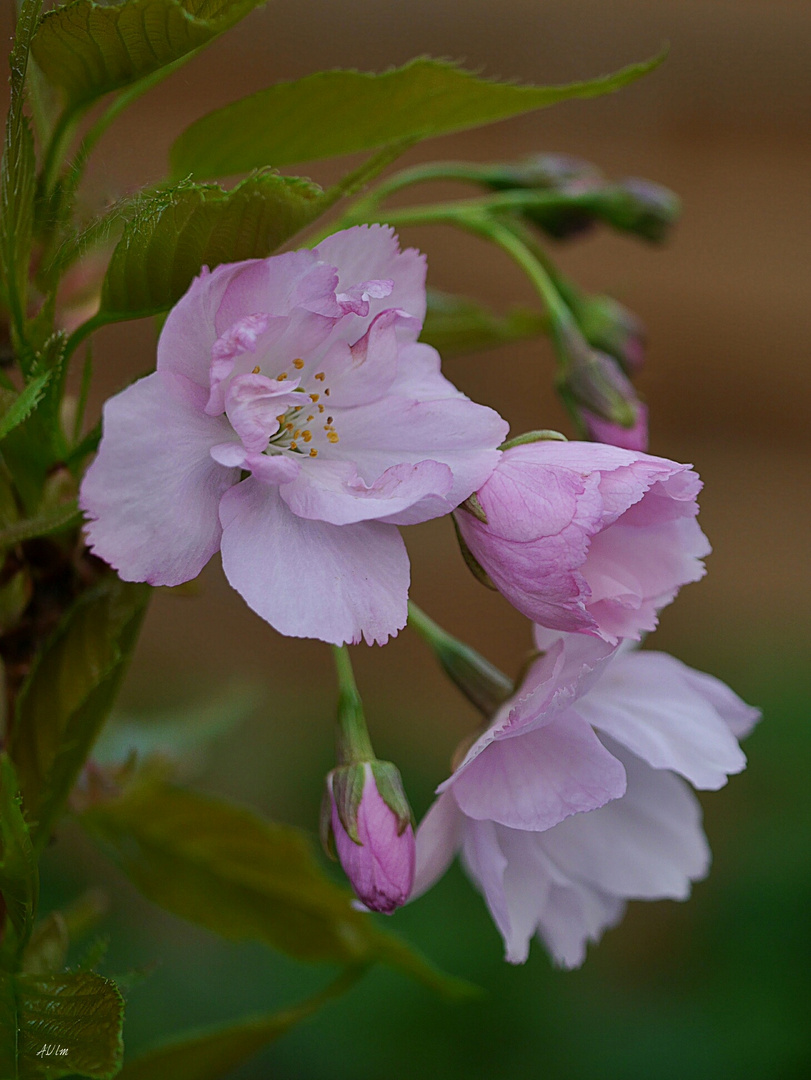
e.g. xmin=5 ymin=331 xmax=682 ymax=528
xmin=448 ymin=713 xmax=626 ymax=831
xmin=314 ymin=224 xmax=427 ymax=326
xmin=219 ymin=479 xmax=409 ymax=645
xmin=279 ymin=458 xmax=452 ymax=526
xmin=576 ymin=651 xmax=748 ymax=788
xmin=214 ymin=251 xmax=330 ymax=332
xmin=81 ymin=372 xmax=237 ymax=585
xmin=157 ymin=262 xmax=249 ymax=389
xmin=326 ymin=396 xmax=508 ymax=515
xmin=412 ymin=791 xmax=463 ymax=900
xmin=538 ymin=742 xmax=711 ymax=898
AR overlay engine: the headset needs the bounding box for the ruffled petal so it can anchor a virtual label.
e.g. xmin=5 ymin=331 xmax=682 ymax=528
xmin=157 ymin=262 xmax=249 ymax=388
xmin=447 ymin=712 xmax=626 ymax=832
xmin=279 ymin=457 xmax=452 ymax=525
xmin=538 ymin=742 xmax=711 ymax=898
xmin=314 ymin=224 xmax=427 ymax=326
xmin=219 ymin=479 xmax=409 ymax=645
xmin=326 ymin=396 xmax=507 ymax=514
xmin=575 ymin=650 xmax=747 ymax=788
xmin=81 ymin=372 xmax=237 ymax=585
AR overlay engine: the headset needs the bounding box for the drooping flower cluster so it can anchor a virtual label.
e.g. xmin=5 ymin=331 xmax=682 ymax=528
xmin=413 ymin=631 xmax=758 ymax=966
xmin=81 ymin=226 xmax=758 ymax=963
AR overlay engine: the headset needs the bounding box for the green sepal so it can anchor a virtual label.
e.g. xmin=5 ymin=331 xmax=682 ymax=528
xmin=458 ymin=492 xmax=488 ymax=524
xmin=369 ymin=760 xmax=414 ymax=836
xmin=499 ymin=429 xmax=568 ymax=450
xmin=451 ymin=514 xmax=496 ymax=591
xmin=327 ymin=762 xmax=367 ymax=846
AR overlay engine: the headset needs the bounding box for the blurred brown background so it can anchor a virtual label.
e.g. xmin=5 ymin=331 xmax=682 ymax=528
xmin=3 ymin=2 xmax=810 ymax=1076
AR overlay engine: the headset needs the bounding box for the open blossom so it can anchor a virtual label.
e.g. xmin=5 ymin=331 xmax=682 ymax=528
xmin=414 ymin=630 xmax=759 ymax=967
xmin=80 ymin=226 xmax=507 ymax=645
xmin=454 ymin=440 xmax=710 ymax=642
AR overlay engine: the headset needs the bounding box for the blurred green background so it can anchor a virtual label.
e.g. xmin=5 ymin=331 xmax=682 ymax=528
xmin=7 ymin=0 xmax=809 ymax=1076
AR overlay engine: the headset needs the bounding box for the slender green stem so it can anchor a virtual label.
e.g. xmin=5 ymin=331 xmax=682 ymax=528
xmin=40 ymin=104 xmax=84 ymax=197
xmin=331 ymin=645 xmax=374 ymax=764
xmin=72 ymin=341 xmax=93 ymax=444
xmin=407 ymin=601 xmax=513 ymax=716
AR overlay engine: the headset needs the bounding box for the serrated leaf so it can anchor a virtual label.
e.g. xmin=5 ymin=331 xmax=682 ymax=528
xmin=171 ymin=53 xmax=666 ymax=181
xmin=0 ymin=969 xmax=123 ymax=1079
xmin=0 ymin=754 xmax=39 ymax=957
xmin=79 ymin=776 xmax=478 ymax=998
xmin=8 ymin=578 xmax=150 ymax=849
xmin=31 ymin=0 xmax=267 ymax=112
xmin=117 ymin=970 xmax=361 ymax=1080
xmin=421 ymin=288 xmax=547 ymax=357
xmin=0 ymin=371 xmax=52 ymax=442
xmin=99 ymin=172 xmax=323 ymax=318
xmin=1 ymin=1 xmax=43 ymax=354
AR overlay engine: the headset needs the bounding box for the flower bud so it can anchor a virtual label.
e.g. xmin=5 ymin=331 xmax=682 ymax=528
xmin=573 ymin=294 xmax=646 ymax=375
xmin=594 ymin=179 xmax=681 ymax=243
xmin=562 ymin=343 xmax=641 ymax=429
xmin=322 ymin=761 xmax=415 ymax=914
xmin=483 ymin=153 xmax=604 ymax=239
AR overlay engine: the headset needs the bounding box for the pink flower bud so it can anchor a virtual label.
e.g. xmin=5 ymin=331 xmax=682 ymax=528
xmin=325 ymin=761 xmax=415 ymax=914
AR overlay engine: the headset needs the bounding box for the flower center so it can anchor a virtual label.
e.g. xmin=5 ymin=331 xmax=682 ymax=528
xmin=263 ymin=362 xmax=338 ymax=458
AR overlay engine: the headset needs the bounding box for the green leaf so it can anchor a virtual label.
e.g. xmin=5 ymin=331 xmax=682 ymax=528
xmin=99 ymin=172 xmax=323 ymax=318
xmin=1 ymin=1 xmax=44 ymax=354
xmin=80 ymin=776 xmax=478 ymax=998
xmin=421 ymin=288 xmax=547 ymax=357
xmin=117 ymin=968 xmax=364 ymax=1080
xmin=0 ymin=372 xmax=52 ymax=442
xmin=171 ymin=53 xmax=666 ymax=181
xmin=0 ymin=754 xmax=39 ymax=958
xmin=0 ymin=500 xmax=82 ymax=549
xmin=0 ymin=969 xmax=123 ymax=1079
xmin=8 ymin=578 xmax=150 ymax=849
xmin=31 ymin=0 xmax=267 ymax=112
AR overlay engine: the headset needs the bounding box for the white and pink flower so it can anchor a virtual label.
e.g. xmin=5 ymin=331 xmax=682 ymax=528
xmin=80 ymin=226 xmax=507 ymax=645
xmin=414 ymin=630 xmax=758 ymax=968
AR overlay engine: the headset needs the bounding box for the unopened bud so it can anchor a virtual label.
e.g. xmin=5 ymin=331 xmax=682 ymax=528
xmin=483 ymin=153 xmax=604 ymax=239
xmin=563 ymin=348 xmax=638 ymax=429
xmin=573 ymin=294 xmax=646 ymax=375
xmin=594 ymin=179 xmax=681 ymax=243
xmin=322 ymin=761 xmax=415 ymax=914
xmin=580 ymin=400 xmax=649 ymax=452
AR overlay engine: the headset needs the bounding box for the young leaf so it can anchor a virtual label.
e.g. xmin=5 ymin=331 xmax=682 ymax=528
xmin=421 ymin=288 xmax=547 ymax=357
xmin=0 ymin=969 xmax=124 ymax=1079
xmin=0 ymin=370 xmax=52 ymax=442
xmin=21 ymin=912 xmax=70 ymax=975
xmin=8 ymin=578 xmax=151 ymax=850
xmin=31 ymin=0 xmax=268 ymax=112
xmin=117 ymin=969 xmax=364 ymax=1080
xmin=0 ymin=754 xmax=39 ymax=957
xmin=79 ymin=776 xmax=478 ymax=998
xmin=99 ymin=172 xmax=323 ymax=318
xmin=171 ymin=53 xmax=666 ymax=181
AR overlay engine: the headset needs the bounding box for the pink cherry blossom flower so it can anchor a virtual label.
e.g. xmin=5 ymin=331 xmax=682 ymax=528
xmin=454 ymin=440 xmax=710 ymax=642
xmin=413 ymin=631 xmax=759 ymax=968
xmin=80 ymin=226 xmax=507 ymax=645
xmin=326 ymin=761 xmax=415 ymax=914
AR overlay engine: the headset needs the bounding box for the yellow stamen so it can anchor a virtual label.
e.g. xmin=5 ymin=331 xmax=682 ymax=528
xmin=324 ymin=387 xmax=331 ymax=396
xmin=314 ymin=372 xmax=326 ymax=381
xmin=293 ymin=358 xmax=304 ymax=369
xmin=317 ymin=404 xmax=325 ymax=413
xmin=277 ymin=373 xmax=288 ymax=381
xmin=302 ymin=430 xmax=312 ymax=442
xmin=309 ymin=448 xmax=318 ymax=457
xmin=290 ymin=441 xmax=298 ymax=450
xmin=306 ymin=414 xmax=314 ymax=422
xmin=309 ymin=393 xmax=319 ymax=402
xmin=276 ymin=414 xmax=285 ymax=423
xmin=327 ymin=431 xmax=339 ymax=444
xmin=285 ymin=423 xmax=294 ymax=431
xmin=252 ymin=365 xmax=261 ymax=374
